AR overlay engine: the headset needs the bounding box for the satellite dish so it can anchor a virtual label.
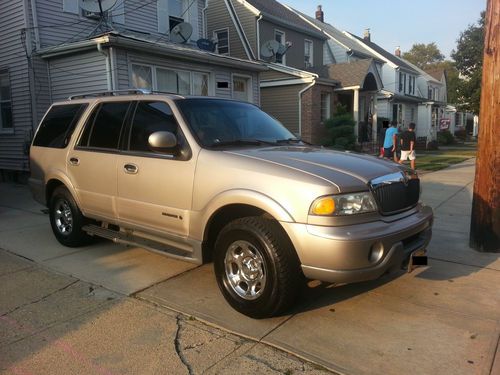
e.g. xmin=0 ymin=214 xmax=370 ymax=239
xmin=170 ymin=22 xmax=193 ymax=43
xmin=260 ymin=40 xmax=280 ymax=58
xmin=81 ymin=0 xmax=116 ymax=13
xmin=197 ymin=38 xmax=217 ymax=52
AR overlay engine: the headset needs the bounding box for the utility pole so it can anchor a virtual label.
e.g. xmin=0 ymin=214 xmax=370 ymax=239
xmin=470 ymin=0 xmax=499 ymax=252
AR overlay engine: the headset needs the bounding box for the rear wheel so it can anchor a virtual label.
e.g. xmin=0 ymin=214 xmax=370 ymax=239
xmin=49 ymin=186 xmax=91 ymax=247
xmin=214 ymin=217 xmax=302 ymax=318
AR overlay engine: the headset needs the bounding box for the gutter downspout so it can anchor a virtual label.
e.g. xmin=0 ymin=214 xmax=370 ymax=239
xmin=256 ymin=14 xmax=263 ymax=60
xmin=298 ymin=78 xmax=316 ymax=138
xmin=29 ymin=0 xmax=40 ymax=50
xmin=202 ymin=0 xmax=209 ymax=38
xmin=109 ymin=47 xmax=118 ymax=90
xmin=97 ymin=42 xmax=112 ymax=90
xmin=24 ymin=0 xmax=38 ymax=147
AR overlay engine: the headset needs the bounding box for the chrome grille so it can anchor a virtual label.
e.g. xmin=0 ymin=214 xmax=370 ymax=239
xmin=369 ymin=172 xmax=420 ymax=215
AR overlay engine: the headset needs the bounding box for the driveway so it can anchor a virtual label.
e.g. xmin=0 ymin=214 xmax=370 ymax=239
xmin=1 ymin=158 xmax=499 ymax=375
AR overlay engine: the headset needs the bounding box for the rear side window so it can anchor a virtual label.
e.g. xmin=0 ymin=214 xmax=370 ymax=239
xmin=33 ymin=104 xmax=87 ymax=148
xmin=128 ymin=101 xmax=178 ymax=152
xmin=79 ymin=102 xmax=130 ymax=150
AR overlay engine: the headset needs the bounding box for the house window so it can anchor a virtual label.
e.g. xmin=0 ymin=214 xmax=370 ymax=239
xmin=403 ymin=73 xmax=407 ymax=93
xmin=168 ymin=0 xmax=184 ymax=30
xmin=410 ymin=107 xmax=415 ymax=122
xmin=131 ymin=64 xmax=153 ymax=90
xmin=428 ymin=87 xmax=433 ymax=100
xmin=304 ymin=40 xmax=313 ymax=68
xmin=399 ymin=72 xmax=403 ymax=92
xmin=0 ymin=70 xmax=13 ymax=131
xmin=274 ymin=30 xmax=285 ymax=64
xmin=193 ymin=72 xmax=209 ymax=96
xmin=392 ymin=104 xmax=402 ymax=124
xmin=214 ymin=29 xmax=229 ymax=55
xmin=131 ymin=63 xmax=210 ymax=96
xmin=409 ymin=76 xmax=413 ymax=95
xmin=157 ymin=68 xmax=190 ymax=95
xmin=232 ymin=75 xmax=252 ymax=103
xmin=320 ymin=93 xmax=331 ymax=121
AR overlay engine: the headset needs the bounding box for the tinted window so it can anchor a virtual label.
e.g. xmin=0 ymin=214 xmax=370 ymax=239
xmin=33 ymin=104 xmax=87 ymax=148
xmin=80 ymin=102 xmax=130 ymax=149
xmin=129 ymin=101 xmax=178 ymax=152
xmin=176 ymin=99 xmax=295 ymax=147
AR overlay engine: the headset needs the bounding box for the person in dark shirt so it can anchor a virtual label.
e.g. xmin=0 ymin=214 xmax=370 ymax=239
xmin=399 ymin=122 xmax=417 ymax=169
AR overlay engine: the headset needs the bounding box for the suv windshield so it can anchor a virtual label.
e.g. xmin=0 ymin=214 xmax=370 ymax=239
xmin=176 ymin=99 xmax=298 ymax=148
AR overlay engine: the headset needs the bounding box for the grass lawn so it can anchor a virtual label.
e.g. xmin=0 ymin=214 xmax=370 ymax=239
xmin=414 ymin=144 xmax=477 ymax=172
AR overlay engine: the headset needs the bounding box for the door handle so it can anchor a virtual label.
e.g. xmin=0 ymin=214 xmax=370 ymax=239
xmin=124 ymin=163 xmax=138 ymax=174
xmin=69 ymin=157 xmax=80 ymax=166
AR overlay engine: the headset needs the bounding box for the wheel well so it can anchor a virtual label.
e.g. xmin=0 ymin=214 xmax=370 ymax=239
xmin=202 ymin=204 xmax=274 ymax=263
xmin=45 ymin=179 xmax=64 ymax=205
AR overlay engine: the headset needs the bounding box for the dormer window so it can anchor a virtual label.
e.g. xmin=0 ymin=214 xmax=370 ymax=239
xmin=168 ymin=0 xmax=183 ymax=30
xmin=304 ymin=40 xmax=313 ymax=68
xmin=214 ymin=29 xmax=229 ymax=55
xmin=274 ymin=30 xmax=285 ymax=64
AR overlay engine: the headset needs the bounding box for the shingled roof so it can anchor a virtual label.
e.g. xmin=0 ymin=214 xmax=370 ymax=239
xmin=347 ymin=32 xmax=419 ymax=74
xmin=289 ymin=8 xmax=380 ymax=61
xmin=243 ymin=0 xmax=326 ymax=39
xmin=425 ymin=68 xmax=446 ymax=82
xmin=309 ymin=59 xmax=378 ymax=88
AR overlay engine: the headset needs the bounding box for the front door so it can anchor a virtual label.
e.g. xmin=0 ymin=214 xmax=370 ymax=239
xmin=116 ymin=100 xmax=196 ymax=237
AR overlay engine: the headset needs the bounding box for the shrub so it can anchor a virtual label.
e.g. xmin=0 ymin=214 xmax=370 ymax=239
xmin=454 ymin=128 xmax=467 ymax=141
xmin=437 ymin=130 xmax=455 ymax=145
xmin=324 ymin=104 xmax=356 ymax=150
xmin=426 ymin=140 xmax=439 ymax=150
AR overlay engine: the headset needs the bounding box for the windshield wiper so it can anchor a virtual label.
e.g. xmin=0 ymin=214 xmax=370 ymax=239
xmin=275 ymin=138 xmax=304 ymax=144
xmin=209 ymin=139 xmax=276 ymax=148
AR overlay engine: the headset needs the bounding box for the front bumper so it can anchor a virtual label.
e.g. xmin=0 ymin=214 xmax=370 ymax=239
xmin=281 ymin=205 xmax=433 ymax=284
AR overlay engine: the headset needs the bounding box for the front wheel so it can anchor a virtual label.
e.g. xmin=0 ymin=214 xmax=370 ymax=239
xmin=214 ymin=217 xmax=303 ymax=318
xmin=49 ymin=186 xmax=91 ymax=247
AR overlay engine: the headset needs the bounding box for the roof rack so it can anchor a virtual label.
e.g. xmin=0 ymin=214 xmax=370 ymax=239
xmin=68 ymin=89 xmax=151 ymax=100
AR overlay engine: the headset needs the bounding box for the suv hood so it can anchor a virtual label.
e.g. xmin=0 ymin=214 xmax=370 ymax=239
xmin=227 ymin=146 xmax=405 ymax=192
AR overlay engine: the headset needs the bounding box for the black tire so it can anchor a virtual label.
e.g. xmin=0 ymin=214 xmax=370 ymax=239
xmin=214 ymin=217 xmax=303 ymax=319
xmin=49 ymin=186 xmax=91 ymax=247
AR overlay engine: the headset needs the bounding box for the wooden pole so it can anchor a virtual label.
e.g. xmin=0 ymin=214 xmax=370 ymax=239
xmin=469 ymin=0 xmax=499 ymax=252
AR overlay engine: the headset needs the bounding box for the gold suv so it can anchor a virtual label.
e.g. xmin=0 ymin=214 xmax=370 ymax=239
xmin=29 ymin=90 xmax=433 ymax=318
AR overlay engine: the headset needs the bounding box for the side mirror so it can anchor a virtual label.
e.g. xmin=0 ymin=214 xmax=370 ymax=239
xmin=148 ymin=131 xmax=178 ymax=153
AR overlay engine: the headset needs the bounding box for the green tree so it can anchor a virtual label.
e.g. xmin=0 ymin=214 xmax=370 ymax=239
xmin=451 ymin=11 xmax=485 ymax=113
xmin=402 ymin=43 xmax=445 ymax=69
xmin=324 ymin=104 xmax=356 ymax=150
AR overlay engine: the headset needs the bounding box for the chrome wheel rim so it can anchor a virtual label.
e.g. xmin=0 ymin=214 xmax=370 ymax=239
xmin=54 ymin=199 xmax=73 ymax=235
xmin=224 ymin=240 xmax=266 ymax=300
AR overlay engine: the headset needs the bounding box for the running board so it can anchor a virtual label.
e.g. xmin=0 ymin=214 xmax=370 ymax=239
xmin=82 ymin=224 xmax=197 ymax=263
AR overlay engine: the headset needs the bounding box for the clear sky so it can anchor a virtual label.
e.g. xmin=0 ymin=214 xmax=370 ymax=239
xmin=284 ymin=0 xmax=486 ymax=59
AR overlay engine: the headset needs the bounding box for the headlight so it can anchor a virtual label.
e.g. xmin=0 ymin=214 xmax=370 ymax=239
xmin=310 ymin=192 xmax=378 ymax=216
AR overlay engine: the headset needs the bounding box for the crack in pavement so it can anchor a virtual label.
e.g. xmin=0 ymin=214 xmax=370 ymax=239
xmin=0 ymin=279 xmax=79 ymax=317
xmin=174 ymin=314 xmax=195 ymax=375
xmin=244 ymin=353 xmax=288 ymax=373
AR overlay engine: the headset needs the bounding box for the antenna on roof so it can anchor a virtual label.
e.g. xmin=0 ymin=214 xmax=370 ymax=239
xmin=170 ymin=22 xmax=193 ymax=43
xmin=260 ymin=40 xmax=291 ymax=62
xmin=81 ymin=0 xmax=117 ymax=35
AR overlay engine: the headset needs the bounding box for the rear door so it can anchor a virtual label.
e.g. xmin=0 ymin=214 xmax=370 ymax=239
xmin=116 ymin=100 xmax=196 ymax=237
xmin=67 ymin=101 xmax=131 ymax=221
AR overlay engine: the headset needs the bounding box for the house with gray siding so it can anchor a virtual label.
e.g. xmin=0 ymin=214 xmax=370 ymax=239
xmin=0 ymin=0 xmax=266 ymax=177
xmin=287 ymin=6 xmax=384 ymax=148
xmin=206 ymin=0 xmax=339 ymax=144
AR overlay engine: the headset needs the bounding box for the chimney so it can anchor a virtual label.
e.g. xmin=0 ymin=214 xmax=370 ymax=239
xmin=363 ymin=28 xmax=371 ymax=42
xmin=315 ymin=5 xmax=324 ymax=22
xmin=395 ymin=46 xmax=401 ymax=57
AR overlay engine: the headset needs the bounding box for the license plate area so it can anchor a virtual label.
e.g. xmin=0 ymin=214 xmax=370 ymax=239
xmin=407 ymin=249 xmax=428 ymax=273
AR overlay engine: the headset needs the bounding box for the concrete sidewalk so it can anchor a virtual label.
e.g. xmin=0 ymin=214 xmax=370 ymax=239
xmin=1 ymin=159 xmax=499 ymax=375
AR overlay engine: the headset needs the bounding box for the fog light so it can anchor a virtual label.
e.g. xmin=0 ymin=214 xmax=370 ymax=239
xmin=369 ymin=242 xmax=384 ymax=263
